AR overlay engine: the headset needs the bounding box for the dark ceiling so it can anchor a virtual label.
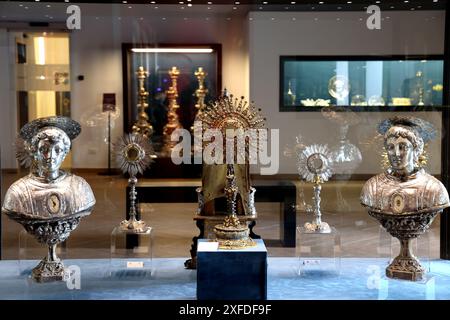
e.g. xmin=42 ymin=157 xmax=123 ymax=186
xmin=2 ymin=0 xmax=447 ymax=11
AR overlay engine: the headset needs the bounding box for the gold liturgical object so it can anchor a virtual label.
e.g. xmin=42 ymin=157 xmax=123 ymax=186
xmin=132 ymin=66 xmax=153 ymax=138
xmin=162 ymin=66 xmax=183 ymax=155
xmin=195 ymin=94 xmax=266 ymax=251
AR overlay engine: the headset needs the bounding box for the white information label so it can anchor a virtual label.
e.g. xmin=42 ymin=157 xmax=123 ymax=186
xmin=127 ymin=261 xmax=144 ymax=269
xmin=198 ymin=241 xmax=219 ymax=252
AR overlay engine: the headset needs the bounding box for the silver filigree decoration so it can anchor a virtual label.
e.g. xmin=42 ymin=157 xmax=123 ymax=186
xmin=297 ymin=144 xmax=333 ymax=182
xmin=114 ymin=133 xmax=154 ymax=177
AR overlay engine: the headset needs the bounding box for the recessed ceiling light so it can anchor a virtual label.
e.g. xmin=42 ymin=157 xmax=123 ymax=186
xmin=123 ymin=0 xmax=127 ymax=3
xmin=179 ymin=1 xmax=184 ymax=3
xmin=390 ymin=6 xmax=394 ymax=8
xmin=188 ymin=4 xmax=192 ymax=7
xmin=347 ymin=1 xmax=352 ymax=3
xmin=128 ymin=6 xmax=132 ymax=9
xmin=235 ymin=1 xmax=240 ymax=4
xmin=433 ymin=0 xmax=438 ymax=2
xmin=291 ymin=1 xmax=296 ymax=4
xmin=337 ymin=18 xmax=340 ymax=21
xmin=411 ymin=8 xmax=415 ymax=10
xmin=151 ymin=1 xmax=156 ymax=3
xmin=46 ymin=4 xmax=51 ymax=7
xmin=233 ymin=6 xmax=237 ymax=9
xmin=25 ymin=6 xmax=29 ymax=9
xmin=314 ymin=17 xmax=318 ymax=21
xmin=376 ymin=1 xmax=380 ymax=3
xmin=249 ymin=17 xmax=253 ymax=20
xmin=404 ymin=0 xmax=408 ymax=2
xmin=386 ymin=16 xmax=390 ymax=19
xmin=263 ymin=1 xmax=268 ymax=4
xmin=154 ymin=6 xmax=159 ymax=9
xmin=359 ymin=17 xmax=362 ymax=21
xmin=208 ymin=1 xmax=212 ymax=4
xmin=319 ymin=1 xmax=324 ymax=4
xmin=35 ymin=0 xmax=40 ymax=2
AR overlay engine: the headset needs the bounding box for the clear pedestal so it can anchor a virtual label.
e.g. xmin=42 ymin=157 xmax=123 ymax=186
xmin=377 ymin=226 xmax=431 ymax=273
xmin=296 ymin=226 xmax=341 ymax=276
xmin=18 ymin=230 xmax=68 ymax=277
xmin=376 ymin=275 xmax=436 ymax=300
xmin=110 ymin=226 xmax=153 ymax=279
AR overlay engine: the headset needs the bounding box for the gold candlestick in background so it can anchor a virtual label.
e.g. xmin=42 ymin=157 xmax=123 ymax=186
xmin=195 ymin=67 xmax=208 ymax=113
xmin=132 ymin=66 xmax=153 ymax=138
xmin=162 ymin=66 xmax=182 ymax=154
xmin=191 ymin=67 xmax=208 ymax=133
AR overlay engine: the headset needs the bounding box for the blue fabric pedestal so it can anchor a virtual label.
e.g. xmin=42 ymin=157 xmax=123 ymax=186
xmin=196 ymin=239 xmax=267 ymax=300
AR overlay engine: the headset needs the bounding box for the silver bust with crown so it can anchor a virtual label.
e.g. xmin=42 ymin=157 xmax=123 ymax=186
xmin=2 ymin=116 xmax=95 ymax=282
xmin=361 ymin=116 xmax=449 ymax=281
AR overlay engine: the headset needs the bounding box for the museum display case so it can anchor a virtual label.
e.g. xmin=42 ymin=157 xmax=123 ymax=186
xmin=0 ymin=0 xmax=450 ymax=304
xmin=280 ymin=56 xmax=444 ymax=111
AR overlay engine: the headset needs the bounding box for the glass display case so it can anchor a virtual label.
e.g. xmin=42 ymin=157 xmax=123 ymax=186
xmin=280 ymin=56 xmax=444 ymax=111
xmin=1 ymin=0 xmax=450 ymax=305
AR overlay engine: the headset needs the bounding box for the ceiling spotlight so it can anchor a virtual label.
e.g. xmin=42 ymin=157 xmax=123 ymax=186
xmin=179 ymin=1 xmax=184 ymax=3
xmin=154 ymin=6 xmax=159 ymax=9
xmin=128 ymin=6 xmax=132 ymax=9
xmin=263 ymin=1 xmax=268 ymax=4
xmin=376 ymin=1 xmax=380 ymax=3
xmin=404 ymin=0 xmax=409 ymax=2
xmin=235 ymin=1 xmax=240 ymax=4
xmin=123 ymin=0 xmax=127 ymax=3
xmin=151 ymin=1 xmax=156 ymax=3
xmin=187 ymin=3 xmax=192 ymax=6
xmin=291 ymin=1 xmax=296 ymax=4
xmin=433 ymin=0 xmax=438 ymax=2
xmin=46 ymin=4 xmax=51 ymax=7
xmin=208 ymin=1 xmax=212 ymax=4
xmin=347 ymin=1 xmax=352 ymax=3
xmin=319 ymin=1 xmax=324 ymax=4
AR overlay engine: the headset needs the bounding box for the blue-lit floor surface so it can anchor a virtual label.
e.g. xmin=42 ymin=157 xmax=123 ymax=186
xmin=0 ymin=258 xmax=449 ymax=300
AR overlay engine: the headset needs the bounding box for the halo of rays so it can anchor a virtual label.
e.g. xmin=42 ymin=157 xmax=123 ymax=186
xmin=114 ymin=133 xmax=154 ymax=176
xmin=297 ymin=144 xmax=333 ymax=182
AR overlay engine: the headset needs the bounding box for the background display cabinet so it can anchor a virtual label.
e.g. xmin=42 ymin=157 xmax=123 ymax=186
xmin=280 ymin=55 xmax=444 ymax=111
xmin=123 ymin=43 xmax=222 ymax=147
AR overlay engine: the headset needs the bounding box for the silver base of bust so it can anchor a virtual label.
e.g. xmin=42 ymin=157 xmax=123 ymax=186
xmin=304 ymin=221 xmax=331 ymax=233
xmin=367 ymin=209 xmax=440 ymax=281
xmin=32 ymin=256 xmax=65 ymax=283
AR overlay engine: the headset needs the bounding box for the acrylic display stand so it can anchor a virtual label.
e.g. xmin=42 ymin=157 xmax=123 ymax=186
xmin=18 ymin=230 xmax=68 ymax=277
xmin=296 ymin=226 xmax=341 ymax=276
xmin=110 ymin=226 xmax=153 ymax=279
xmin=377 ymin=226 xmax=431 ymax=273
xmin=375 ymin=273 xmax=436 ymax=300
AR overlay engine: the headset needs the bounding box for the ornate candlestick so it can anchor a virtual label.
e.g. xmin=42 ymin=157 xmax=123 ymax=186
xmin=132 ymin=66 xmax=153 ymax=138
xmin=195 ymin=67 xmax=208 ymax=112
xmin=162 ymin=66 xmax=182 ymax=154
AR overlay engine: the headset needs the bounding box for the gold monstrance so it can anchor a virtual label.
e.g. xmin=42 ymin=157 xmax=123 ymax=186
xmin=132 ymin=66 xmax=153 ymax=138
xmin=162 ymin=66 xmax=182 ymax=154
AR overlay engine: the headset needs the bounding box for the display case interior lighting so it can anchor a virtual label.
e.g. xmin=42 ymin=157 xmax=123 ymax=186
xmin=131 ymin=48 xmax=214 ymax=53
